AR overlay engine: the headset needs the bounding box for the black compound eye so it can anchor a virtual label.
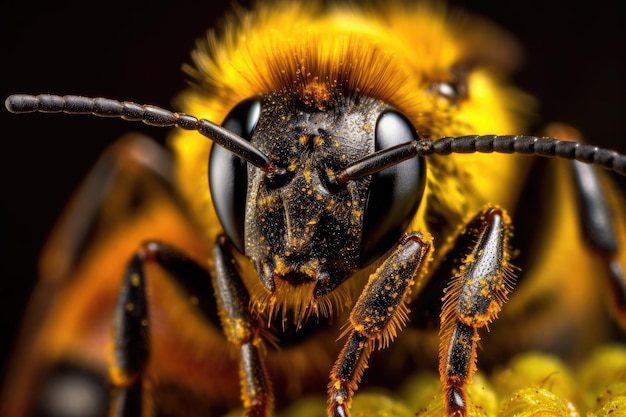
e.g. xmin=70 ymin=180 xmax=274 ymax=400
xmin=209 ymin=98 xmax=261 ymax=253
xmin=360 ymin=110 xmax=426 ymax=266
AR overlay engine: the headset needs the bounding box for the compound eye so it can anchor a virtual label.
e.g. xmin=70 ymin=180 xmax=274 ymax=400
xmin=360 ymin=110 xmax=426 ymax=266
xmin=209 ymin=98 xmax=261 ymax=253
xmin=429 ymin=77 xmax=468 ymax=105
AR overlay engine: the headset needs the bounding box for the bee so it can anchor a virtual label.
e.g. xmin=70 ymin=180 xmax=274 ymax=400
xmin=3 ymin=1 xmax=626 ymax=417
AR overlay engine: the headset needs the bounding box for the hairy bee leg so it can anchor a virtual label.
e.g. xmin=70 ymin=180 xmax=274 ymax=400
xmin=328 ymin=233 xmax=432 ymax=417
xmin=439 ymin=207 xmax=514 ymax=417
xmin=214 ymin=235 xmax=272 ymax=417
xmin=109 ymin=240 xmax=217 ymax=417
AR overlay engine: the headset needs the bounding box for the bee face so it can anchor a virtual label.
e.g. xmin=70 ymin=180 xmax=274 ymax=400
xmin=210 ymin=91 xmax=425 ymax=301
xmin=239 ymin=93 xmax=378 ymax=294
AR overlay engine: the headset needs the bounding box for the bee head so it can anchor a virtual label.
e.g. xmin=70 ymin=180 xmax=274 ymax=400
xmin=209 ymin=90 xmax=426 ymax=300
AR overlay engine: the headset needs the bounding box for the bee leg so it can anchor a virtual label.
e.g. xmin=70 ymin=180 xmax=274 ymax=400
xmin=108 ymin=243 xmax=152 ymax=417
xmin=438 ymin=207 xmax=514 ymax=417
xmin=214 ymin=235 xmax=273 ymax=417
xmin=327 ymin=233 xmax=432 ymax=417
xmin=108 ymin=240 xmax=217 ymax=417
xmin=545 ymin=123 xmax=626 ymax=328
xmin=571 ymin=160 xmax=626 ymax=327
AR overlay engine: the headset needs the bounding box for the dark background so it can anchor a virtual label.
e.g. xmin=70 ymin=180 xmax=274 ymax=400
xmin=2 ymin=0 xmax=625 ymax=379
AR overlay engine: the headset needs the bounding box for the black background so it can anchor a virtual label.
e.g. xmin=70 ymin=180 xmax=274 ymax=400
xmin=2 ymin=0 xmax=625 ymax=378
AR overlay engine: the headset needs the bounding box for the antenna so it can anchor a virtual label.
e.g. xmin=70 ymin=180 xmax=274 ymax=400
xmin=7 ymin=94 xmax=626 ymax=182
xmin=337 ymin=135 xmax=626 ymax=183
xmin=5 ymin=94 xmax=284 ymax=177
